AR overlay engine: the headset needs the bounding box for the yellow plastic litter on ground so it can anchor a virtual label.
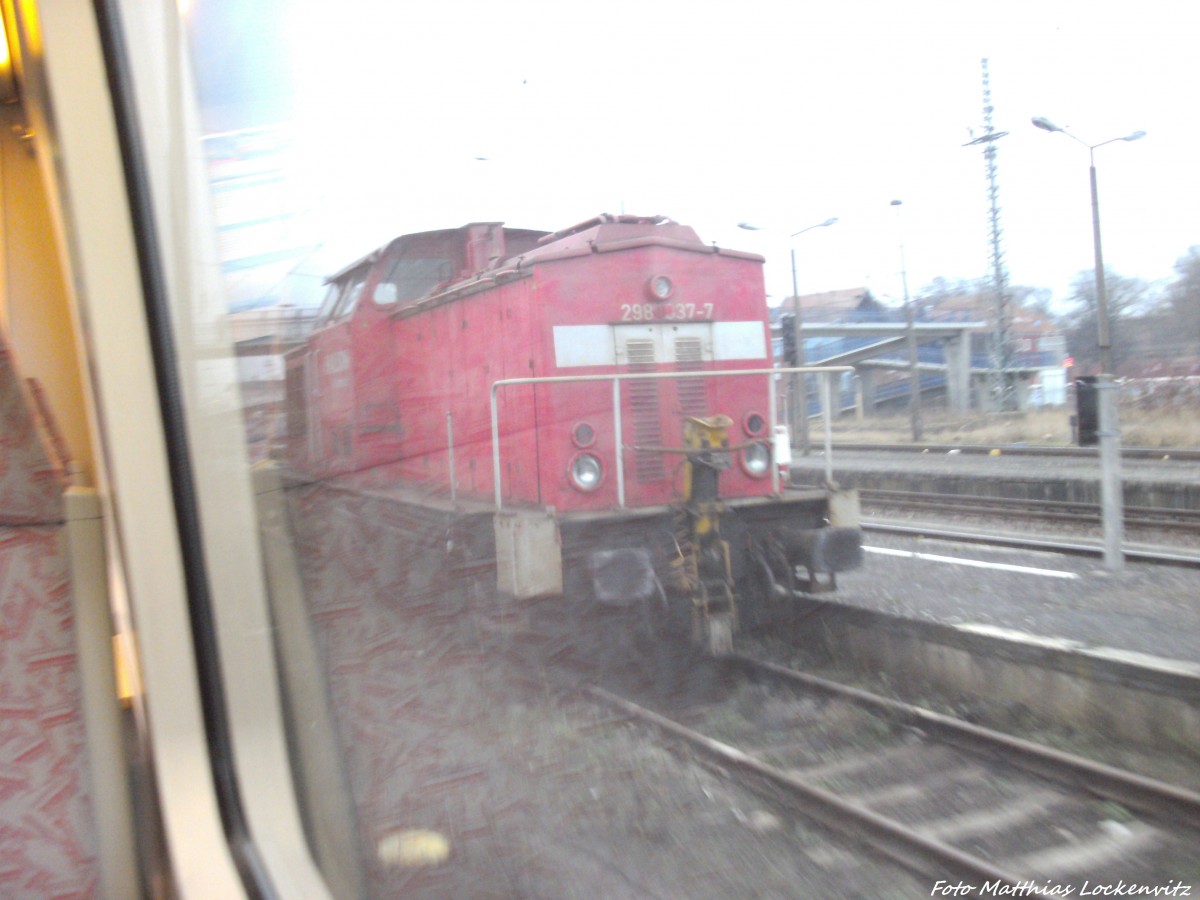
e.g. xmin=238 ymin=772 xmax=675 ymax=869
xmin=377 ymin=829 xmax=451 ymax=867
xmin=989 ymin=448 xmax=1002 ymax=456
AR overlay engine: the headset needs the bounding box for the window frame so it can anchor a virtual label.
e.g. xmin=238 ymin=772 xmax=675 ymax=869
xmin=38 ymin=1 xmax=336 ymax=896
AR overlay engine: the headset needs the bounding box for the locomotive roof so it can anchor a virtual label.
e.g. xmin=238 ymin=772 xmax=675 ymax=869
xmin=324 ymin=223 xmax=550 ymax=283
xmin=513 ymin=214 xmax=763 ymax=265
xmin=325 ymin=215 xmax=762 ymax=284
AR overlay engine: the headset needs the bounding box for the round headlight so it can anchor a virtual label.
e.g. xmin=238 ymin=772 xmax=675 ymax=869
xmin=570 ymin=453 xmax=603 ymax=491
xmin=741 ymin=442 xmax=771 ymax=478
xmin=647 ymin=275 xmax=673 ymax=301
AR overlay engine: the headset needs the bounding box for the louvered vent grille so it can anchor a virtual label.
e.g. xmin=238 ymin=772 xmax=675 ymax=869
xmin=675 ymin=336 xmax=708 ymax=418
xmin=626 ymin=338 xmax=665 ymax=482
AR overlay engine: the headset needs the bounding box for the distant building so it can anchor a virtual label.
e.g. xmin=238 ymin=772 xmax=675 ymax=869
xmin=920 ymin=291 xmax=1068 ymax=407
xmin=225 ymin=306 xmax=317 ymax=461
xmin=773 ymin=286 xmax=1067 ymax=412
xmin=777 ymin=287 xmax=889 ymax=324
xmin=772 ymin=288 xmax=893 ymax=372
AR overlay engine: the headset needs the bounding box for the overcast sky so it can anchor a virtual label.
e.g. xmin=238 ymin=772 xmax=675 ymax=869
xmin=280 ymin=0 xmax=1198 ymax=310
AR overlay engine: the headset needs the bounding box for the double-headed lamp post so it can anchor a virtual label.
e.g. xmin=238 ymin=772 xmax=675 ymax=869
xmin=738 ymin=217 xmax=838 ymax=454
xmin=1031 ymin=116 xmax=1145 ymax=572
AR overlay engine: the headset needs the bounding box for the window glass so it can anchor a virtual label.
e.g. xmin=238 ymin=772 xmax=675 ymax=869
xmin=94 ymin=0 xmax=1200 ymax=896
xmin=374 ymin=256 xmax=453 ymax=306
xmin=314 ymin=282 xmax=341 ymax=324
xmin=333 ymin=273 xmax=367 ymax=319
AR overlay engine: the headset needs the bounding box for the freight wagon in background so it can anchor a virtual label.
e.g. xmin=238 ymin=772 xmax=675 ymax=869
xmin=284 ymin=214 xmax=863 ymax=652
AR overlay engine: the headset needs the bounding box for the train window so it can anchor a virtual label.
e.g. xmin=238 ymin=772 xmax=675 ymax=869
xmin=24 ymin=1 xmax=1189 ymax=898
xmin=44 ymin=1 xmax=861 ymax=895
xmin=333 ymin=273 xmax=367 ymax=319
xmin=373 ymin=255 xmax=453 ymax=306
xmin=314 ymin=282 xmax=341 ymax=324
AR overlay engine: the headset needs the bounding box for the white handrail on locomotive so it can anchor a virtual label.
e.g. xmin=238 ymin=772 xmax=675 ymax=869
xmin=488 ymin=365 xmax=855 ymax=510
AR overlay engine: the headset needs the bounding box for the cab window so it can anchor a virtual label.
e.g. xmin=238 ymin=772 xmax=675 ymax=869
xmin=373 ymin=255 xmax=452 ymax=307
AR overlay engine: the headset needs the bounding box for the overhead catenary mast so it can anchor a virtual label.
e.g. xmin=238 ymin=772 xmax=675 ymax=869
xmin=964 ymin=58 xmax=1014 ymax=411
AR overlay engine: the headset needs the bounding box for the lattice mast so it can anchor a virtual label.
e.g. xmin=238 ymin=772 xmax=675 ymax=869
xmin=965 ymin=58 xmax=1014 ymax=410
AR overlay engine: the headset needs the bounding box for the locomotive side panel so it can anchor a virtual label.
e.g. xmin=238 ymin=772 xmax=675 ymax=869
xmin=349 ymin=287 xmax=402 ymax=472
xmin=309 ymin=319 xmax=355 ymax=474
xmin=389 ymin=275 xmax=543 ymax=504
xmin=287 ymin=268 xmax=394 ymax=478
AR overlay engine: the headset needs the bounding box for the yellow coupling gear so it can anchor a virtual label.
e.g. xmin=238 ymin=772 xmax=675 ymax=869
xmin=679 ymin=416 xmax=738 ymax=651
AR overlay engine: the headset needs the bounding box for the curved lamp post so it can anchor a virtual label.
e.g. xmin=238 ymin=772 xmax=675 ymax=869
xmin=738 ymin=217 xmax=838 ymax=453
xmin=1031 ymin=116 xmax=1145 ymax=571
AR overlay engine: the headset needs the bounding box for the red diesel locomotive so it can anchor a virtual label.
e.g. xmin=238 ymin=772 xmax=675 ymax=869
xmin=284 ymin=214 xmax=861 ymax=651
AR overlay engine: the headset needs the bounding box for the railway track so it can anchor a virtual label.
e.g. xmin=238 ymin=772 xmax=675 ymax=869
xmin=859 ymin=520 xmax=1200 ymax=568
xmin=859 ymin=488 xmax=1200 ymax=534
xmin=586 ymin=656 xmax=1200 ymax=891
xmin=832 ymin=442 xmax=1200 ymax=463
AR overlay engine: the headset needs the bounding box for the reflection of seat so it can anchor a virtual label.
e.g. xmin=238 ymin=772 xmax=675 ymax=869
xmin=0 ymin=337 xmax=109 ymax=896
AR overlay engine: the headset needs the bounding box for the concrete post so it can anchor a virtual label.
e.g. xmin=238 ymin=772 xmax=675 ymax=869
xmin=945 ymin=333 xmax=973 ymax=413
xmin=860 ymin=369 xmax=877 ymax=413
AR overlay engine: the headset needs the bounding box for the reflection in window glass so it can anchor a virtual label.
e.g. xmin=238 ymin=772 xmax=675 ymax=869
xmin=162 ymin=1 xmax=1200 ymax=897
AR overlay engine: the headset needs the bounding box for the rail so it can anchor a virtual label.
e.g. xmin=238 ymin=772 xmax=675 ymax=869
xmin=489 ymin=366 xmax=855 ymax=510
xmin=728 ymin=655 xmax=1200 ymax=833
xmin=590 ymin=657 xmax=1200 ymax=888
xmin=828 ymin=441 xmax=1200 ymax=462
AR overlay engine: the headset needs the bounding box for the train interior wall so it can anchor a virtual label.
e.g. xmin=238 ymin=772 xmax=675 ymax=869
xmin=0 ymin=333 xmax=101 ymax=897
xmin=0 ymin=73 xmax=134 ymax=897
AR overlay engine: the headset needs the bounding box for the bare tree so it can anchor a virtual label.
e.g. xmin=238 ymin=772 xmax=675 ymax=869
xmin=1062 ymin=268 xmax=1153 ymax=375
xmin=1163 ymin=247 xmax=1200 ymax=361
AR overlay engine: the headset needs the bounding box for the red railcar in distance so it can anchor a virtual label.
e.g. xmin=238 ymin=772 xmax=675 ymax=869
xmin=285 ymin=214 xmax=861 ymax=652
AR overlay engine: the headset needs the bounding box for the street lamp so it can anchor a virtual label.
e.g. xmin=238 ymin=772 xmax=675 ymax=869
xmin=1031 ymin=118 xmax=1145 ymax=375
xmin=889 ymin=200 xmax=923 ymax=442
xmin=1031 ymin=116 xmax=1145 ymax=572
xmin=738 ymin=217 xmax=838 ymax=454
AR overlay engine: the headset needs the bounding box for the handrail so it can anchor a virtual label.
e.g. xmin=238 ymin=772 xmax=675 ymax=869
xmin=489 ymin=366 xmax=854 ymax=510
